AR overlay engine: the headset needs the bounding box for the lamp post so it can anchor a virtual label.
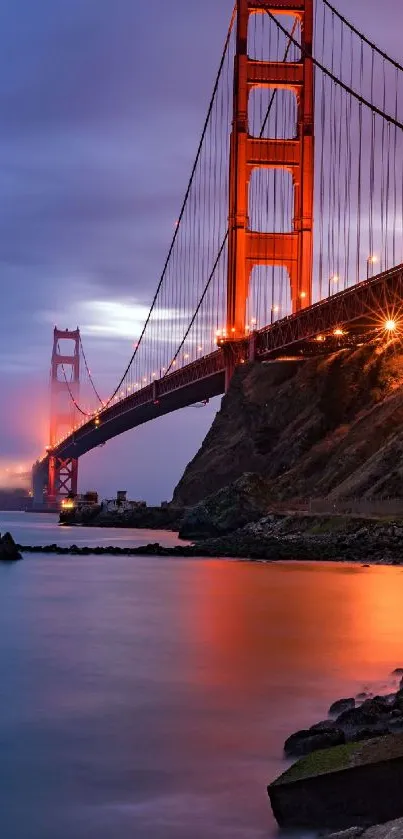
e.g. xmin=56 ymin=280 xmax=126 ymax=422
xmin=328 ymin=274 xmax=339 ymax=296
xmin=367 ymin=255 xmax=378 ymax=280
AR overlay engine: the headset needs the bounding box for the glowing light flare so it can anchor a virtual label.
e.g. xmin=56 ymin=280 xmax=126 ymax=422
xmin=384 ymin=319 xmax=397 ymax=332
xmin=334 ymin=328 xmax=344 ymax=337
xmin=61 ymin=499 xmax=75 ymax=510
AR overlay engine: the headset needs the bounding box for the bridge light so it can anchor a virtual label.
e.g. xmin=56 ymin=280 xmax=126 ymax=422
xmin=331 ymin=275 xmax=339 ymax=284
xmin=334 ymin=328 xmax=344 ymax=336
xmin=367 ymin=255 xmax=379 ymax=279
xmin=231 ymin=327 xmax=236 ymax=333
xmin=184 ymin=354 xmax=189 ymax=359
xmin=384 ymin=319 xmax=397 ymax=332
xmin=272 ymin=305 xmax=280 ymax=313
xmin=251 ymin=318 xmax=257 ymax=325
xmin=300 ymin=291 xmax=307 ymax=299
xmin=316 ymin=335 xmax=325 ymax=342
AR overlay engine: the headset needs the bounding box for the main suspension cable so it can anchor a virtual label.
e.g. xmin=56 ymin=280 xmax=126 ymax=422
xmin=61 ymin=4 xmax=237 ymax=419
xmin=322 ymin=0 xmax=403 ymax=73
xmin=264 ymin=9 xmax=403 ymax=131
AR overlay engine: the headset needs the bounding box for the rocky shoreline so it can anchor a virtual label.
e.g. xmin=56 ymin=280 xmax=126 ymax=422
xmin=11 ymin=508 xmax=403 ymax=563
xmin=51 ymin=475 xmax=403 ymax=564
xmin=268 ymin=672 xmax=403 ymax=835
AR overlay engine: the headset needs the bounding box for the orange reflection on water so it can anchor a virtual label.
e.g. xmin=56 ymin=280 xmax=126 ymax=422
xmin=183 ymin=561 xmax=403 ymax=705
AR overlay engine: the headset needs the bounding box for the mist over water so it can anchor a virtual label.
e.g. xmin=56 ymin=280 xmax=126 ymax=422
xmin=1 ymin=512 xmax=403 ymax=837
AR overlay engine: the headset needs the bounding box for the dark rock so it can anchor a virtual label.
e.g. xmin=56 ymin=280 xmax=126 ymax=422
xmin=337 ymin=696 xmax=390 ymax=729
xmin=0 ymin=532 xmax=22 ymax=562
xmin=179 ymin=473 xmax=273 ymax=539
xmin=349 ymin=724 xmax=389 ymax=742
xmin=310 ymin=720 xmax=339 ymax=733
xmin=329 ymin=697 xmax=355 ymax=716
xmin=391 ymin=668 xmax=403 ymax=676
xmin=268 ymin=733 xmax=403 ymax=831
xmin=387 ymin=716 xmax=403 ymax=732
xmin=172 ymin=349 xmax=403 ymax=511
xmin=327 ymin=819 xmax=403 ymax=838
xmin=393 ymin=689 xmax=403 ymax=711
xmin=284 ymin=727 xmax=345 ymax=758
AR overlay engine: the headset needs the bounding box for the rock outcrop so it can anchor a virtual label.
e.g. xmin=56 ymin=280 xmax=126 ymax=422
xmin=327 ymin=819 xmax=403 ymax=838
xmin=268 ymin=733 xmax=403 ymax=831
xmin=0 ymin=533 xmax=22 ymax=561
xmin=172 ymin=345 xmax=403 ymax=508
xmin=179 ymin=473 xmax=273 ymax=539
xmin=285 ymin=693 xmax=403 ymax=758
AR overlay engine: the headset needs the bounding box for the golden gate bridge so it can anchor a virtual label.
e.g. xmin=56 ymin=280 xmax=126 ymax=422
xmin=32 ymin=0 xmax=403 ymax=507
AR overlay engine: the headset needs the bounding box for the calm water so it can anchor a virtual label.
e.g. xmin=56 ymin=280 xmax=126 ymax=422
xmin=1 ymin=512 xmax=403 ymax=838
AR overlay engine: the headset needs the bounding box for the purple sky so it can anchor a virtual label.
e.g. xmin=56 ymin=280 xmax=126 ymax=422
xmin=0 ymin=0 xmax=401 ymax=503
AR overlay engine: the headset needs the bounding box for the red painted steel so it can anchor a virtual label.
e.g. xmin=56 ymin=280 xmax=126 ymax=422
xmin=226 ymin=0 xmax=314 ymax=341
xmin=48 ymin=328 xmax=80 ymax=503
xmin=35 ymin=266 xmax=403 ymax=477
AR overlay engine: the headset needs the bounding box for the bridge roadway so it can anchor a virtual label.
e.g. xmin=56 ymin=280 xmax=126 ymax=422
xmin=33 ymin=263 xmax=403 ymax=489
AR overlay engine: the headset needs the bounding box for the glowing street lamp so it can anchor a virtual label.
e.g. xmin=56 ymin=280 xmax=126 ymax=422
xmin=384 ymin=319 xmax=397 ymax=332
xmin=367 ymin=255 xmax=378 ymax=279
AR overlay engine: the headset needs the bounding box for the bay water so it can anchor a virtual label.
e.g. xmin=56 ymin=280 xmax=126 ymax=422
xmin=1 ymin=511 xmax=403 ymax=838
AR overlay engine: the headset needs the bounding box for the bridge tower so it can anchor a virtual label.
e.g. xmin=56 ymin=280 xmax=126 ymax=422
xmin=47 ymin=327 xmax=80 ymax=505
xmin=227 ymin=0 xmax=314 ymax=338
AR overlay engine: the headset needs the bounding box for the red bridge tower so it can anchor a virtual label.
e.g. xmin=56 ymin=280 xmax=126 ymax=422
xmin=227 ymin=0 xmax=314 ymax=338
xmin=47 ymin=327 xmax=80 ymax=505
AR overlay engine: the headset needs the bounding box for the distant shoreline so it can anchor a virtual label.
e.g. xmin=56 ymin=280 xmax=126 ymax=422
xmin=16 ymin=539 xmax=403 ymax=564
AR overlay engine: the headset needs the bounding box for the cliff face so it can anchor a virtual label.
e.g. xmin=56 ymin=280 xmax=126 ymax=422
xmin=172 ymin=344 xmax=403 ymax=507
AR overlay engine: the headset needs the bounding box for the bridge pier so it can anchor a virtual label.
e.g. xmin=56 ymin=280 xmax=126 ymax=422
xmin=31 ymin=460 xmax=48 ymax=509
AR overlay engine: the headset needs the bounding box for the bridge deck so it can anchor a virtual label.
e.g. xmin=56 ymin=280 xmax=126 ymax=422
xmin=35 ymin=264 xmax=403 ymax=470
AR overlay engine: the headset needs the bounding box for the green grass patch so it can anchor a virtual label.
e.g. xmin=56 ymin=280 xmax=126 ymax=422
xmin=272 ymin=742 xmax=361 ymax=785
xmin=307 ymin=517 xmax=351 ymax=535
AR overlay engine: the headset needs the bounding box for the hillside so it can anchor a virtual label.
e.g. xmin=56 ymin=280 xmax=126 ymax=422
xmin=172 ymin=343 xmax=403 ymax=507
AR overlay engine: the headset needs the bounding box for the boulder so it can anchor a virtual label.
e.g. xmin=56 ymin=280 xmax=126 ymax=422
xmin=284 ymin=724 xmax=345 ymax=757
xmin=336 ymin=697 xmax=392 ymax=737
xmin=327 ymin=818 xmax=403 ymax=838
xmin=329 ymin=698 xmax=356 ymax=716
xmin=0 ymin=533 xmax=22 ymax=562
xmin=268 ymin=733 xmax=403 ymax=831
